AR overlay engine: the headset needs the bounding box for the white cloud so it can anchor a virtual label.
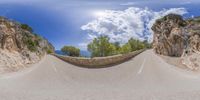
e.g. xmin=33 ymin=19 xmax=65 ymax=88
xmin=120 ymin=2 xmax=136 ymax=6
xmin=180 ymin=1 xmax=191 ymax=5
xmin=78 ymin=43 xmax=88 ymax=50
xmin=81 ymin=7 xmax=187 ymax=47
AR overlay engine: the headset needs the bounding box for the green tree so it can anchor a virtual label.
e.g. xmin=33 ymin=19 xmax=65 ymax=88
xmin=143 ymin=40 xmax=152 ymax=49
xmin=120 ymin=43 xmax=132 ymax=54
xmin=61 ymin=46 xmax=80 ymax=57
xmin=128 ymin=38 xmax=145 ymax=51
xmin=87 ymin=36 xmax=117 ymax=57
xmin=113 ymin=42 xmax=121 ymax=50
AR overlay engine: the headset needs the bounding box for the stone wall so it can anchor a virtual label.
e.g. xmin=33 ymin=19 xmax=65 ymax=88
xmin=53 ymin=49 xmax=145 ymax=68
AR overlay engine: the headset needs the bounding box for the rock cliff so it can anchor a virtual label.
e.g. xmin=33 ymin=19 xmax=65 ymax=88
xmin=0 ymin=16 xmax=54 ymax=73
xmin=152 ymin=14 xmax=200 ymax=70
xmin=152 ymin=14 xmax=187 ymax=56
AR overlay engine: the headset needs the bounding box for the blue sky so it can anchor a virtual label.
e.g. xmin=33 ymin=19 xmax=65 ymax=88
xmin=0 ymin=0 xmax=199 ymax=50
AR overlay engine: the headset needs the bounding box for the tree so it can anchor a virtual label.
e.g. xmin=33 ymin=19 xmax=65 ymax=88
xmin=128 ymin=38 xmax=145 ymax=51
xmin=87 ymin=36 xmax=117 ymax=57
xmin=143 ymin=40 xmax=152 ymax=49
xmin=61 ymin=46 xmax=80 ymax=57
xmin=113 ymin=42 xmax=121 ymax=50
xmin=120 ymin=43 xmax=132 ymax=54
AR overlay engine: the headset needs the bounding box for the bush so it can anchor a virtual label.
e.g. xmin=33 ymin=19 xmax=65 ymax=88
xmin=22 ymin=34 xmax=40 ymax=52
xmin=26 ymin=39 xmax=37 ymax=52
xmin=47 ymin=49 xmax=53 ymax=54
xmin=21 ymin=24 xmax=33 ymax=32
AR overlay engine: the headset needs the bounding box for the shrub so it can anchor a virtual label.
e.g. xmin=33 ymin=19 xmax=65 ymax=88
xmin=21 ymin=24 xmax=33 ymax=32
xmin=47 ymin=49 xmax=53 ymax=54
xmin=26 ymin=39 xmax=37 ymax=52
xmin=22 ymin=35 xmax=40 ymax=52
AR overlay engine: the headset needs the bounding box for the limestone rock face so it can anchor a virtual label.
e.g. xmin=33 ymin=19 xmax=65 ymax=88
xmin=152 ymin=14 xmax=186 ymax=57
xmin=187 ymin=24 xmax=200 ymax=53
xmin=0 ymin=17 xmax=54 ymax=73
xmin=152 ymin=14 xmax=200 ymax=70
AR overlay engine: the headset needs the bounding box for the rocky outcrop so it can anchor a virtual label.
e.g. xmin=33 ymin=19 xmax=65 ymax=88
xmin=152 ymin=14 xmax=200 ymax=70
xmin=0 ymin=16 xmax=54 ymax=73
xmin=152 ymin=14 xmax=187 ymax=56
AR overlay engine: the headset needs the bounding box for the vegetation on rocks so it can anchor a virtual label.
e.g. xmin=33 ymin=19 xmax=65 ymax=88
xmin=21 ymin=24 xmax=33 ymax=32
xmin=0 ymin=16 xmax=55 ymax=72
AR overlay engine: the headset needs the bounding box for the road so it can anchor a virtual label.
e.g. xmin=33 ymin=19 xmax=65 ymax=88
xmin=0 ymin=50 xmax=200 ymax=100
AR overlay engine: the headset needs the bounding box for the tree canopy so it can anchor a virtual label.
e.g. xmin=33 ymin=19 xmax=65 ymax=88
xmin=61 ymin=46 xmax=80 ymax=57
xmin=120 ymin=43 xmax=132 ymax=54
xmin=61 ymin=36 xmax=151 ymax=58
xmin=87 ymin=35 xmax=151 ymax=57
xmin=87 ymin=36 xmax=117 ymax=57
xmin=128 ymin=38 xmax=145 ymax=51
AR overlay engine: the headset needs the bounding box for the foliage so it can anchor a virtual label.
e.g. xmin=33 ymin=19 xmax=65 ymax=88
xmin=21 ymin=24 xmax=33 ymax=32
xmin=61 ymin=46 xmax=80 ymax=57
xmin=120 ymin=43 xmax=132 ymax=54
xmin=142 ymin=40 xmax=152 ymax=49
xmin=34 ymin=33 xmax=43 ymax=41
xmin=87 ymin=36 xmax=117 ymax=57
xmin=119 ymin=39 xmax=151 ymax=54
xmin=113 ymin=42 xmax=121 ymax=51
xmin=43 ymin=47 xmax=54 ymax=54
xmin=22 ymin=32 xmax=40 ymax=52
xmin=87 ymin=35 xmax=151 ymax=57
xmin=128 ymin=38 xmax=145 ymax=51
xmin=20 ymin=24 xmax=53 ymax=53
xmin=159 ymin=14 xmax=187 ymax=27
xmin=47 ymin=49 xmax=53 ymax=54
xmin=26 ymin=39 xmax=38 ymax=52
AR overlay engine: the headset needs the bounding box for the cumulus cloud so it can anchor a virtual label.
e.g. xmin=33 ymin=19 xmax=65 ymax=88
xmin=81 ymin=7 xmax=187 ymax=48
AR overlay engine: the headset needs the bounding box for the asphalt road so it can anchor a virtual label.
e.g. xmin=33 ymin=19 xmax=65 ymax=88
xmin=0 ymin=50 xmax=200 ymax=100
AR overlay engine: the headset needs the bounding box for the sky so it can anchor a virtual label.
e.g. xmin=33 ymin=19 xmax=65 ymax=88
xmin=0 ymin=0 xmax=200 ymax=50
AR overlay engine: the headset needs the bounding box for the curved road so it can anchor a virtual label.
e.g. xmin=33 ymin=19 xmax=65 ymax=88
xmin=0 ymin=50 xmax=200 ymax=100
